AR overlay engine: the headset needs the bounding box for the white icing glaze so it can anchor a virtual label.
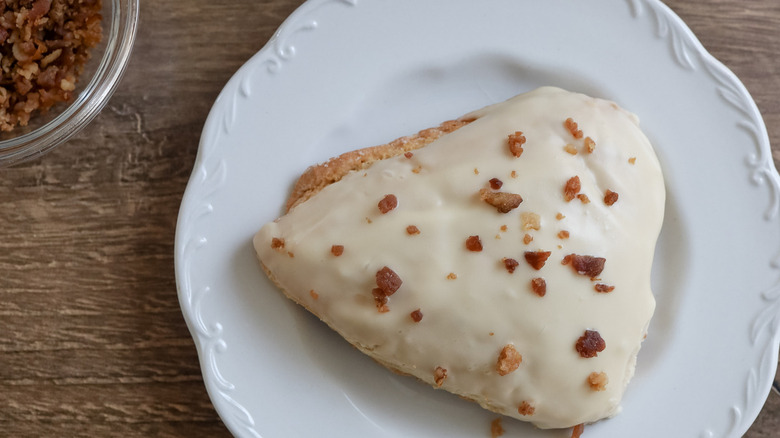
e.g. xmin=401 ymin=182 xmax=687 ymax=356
xmin=254 ymin=87 xmax=665 ymax=429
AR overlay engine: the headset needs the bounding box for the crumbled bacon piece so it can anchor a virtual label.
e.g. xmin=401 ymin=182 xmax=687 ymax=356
xmin=491 ymin=418 xmax=505 ymax=438
xmin=447 ymin=273 xmax=457 ymax=280
xmin=556 ymin=212 xmax=565 ymax=220
xmin=564 ymin=143 xmax=578 ymax=155
xmin=584 ymin=136 xmax=596 ymax=153
xmin=577 ymin=193 xmax=591 ymax=204
xmin=271 ymin=238 xmax=285 ymax=250
xmin=564 ymin=118 xmax=583 ymax=139
xmin=530 ymin=277 xmax=547 ymax=296
xmin=562 ymin=254 xmax=606 ymax=278
xmin=496 ymin=344 xmax=522 ymax=376
xmin=474 ymin=168 xmax=480 ymax=175
xmin=558 ymin=230 xmax=570 ymax=239
xmin=524 ymin=250 xmax=551 ymax=270
xmin=372 ymin=288 xmax=390 ymax=313
xmin=594 ymin=283 xmax=615 ymax=293
xmin=412 ymin=166 xmax=422 ymax=174
xmin=406 ymin=225 xmax=420 ymax=235
xmin=588 ymin=371 xmax=609 ymax=391
xmin=571 ymin=424 xmax=585 ymax=438
xmin=510 ymin=170 xmax=518 ymax=178
xmin=500 ymin=225 xmax=508 ymax=232
xmin=521 ymin=212 xmax=541 ymax=231
xmin=628 ymin=157 xmax=637 ymax=165
xmin=604 ymin=189 xmax=619 ymax=206
xmin=503 ymin=258 xmax=519 ymax=273
xmin=507 ymin=131 xmax=526 ymax=157
xmin=466 ymin=235 xmax=483 ymax=252
xmin=331 ymin=245 xmax=344 ymax=256
xmin=434 ymin=366 xmax=448 ymax=387
xmin=575 ymin=330 xmax=606 ymax=358
xmin=489 ymin=178 xmax=504 ymax=190
xmin=564 ymin=176 xmax=581 ymax=202
xmin=378 ymin=194 xmax=398 ymax=214
xmin=309 ymin=290 xmax=319 ymax=300
xmin=376 ymin=266 xmax=402 ymax=296
xmin=523 ymin=234 xmax=533 ymax=245
xmin=518 ymin=401 xmax=535 ymax=416
xmin=404 ymin=151 xmax=414 ymax=158
xmin=287 ymin=251 xmax=295 ymax=258
xmin=410 ymin=309 xmax=423 ymax=322
xmin=479 ymin=188 xmax=523 ymax=213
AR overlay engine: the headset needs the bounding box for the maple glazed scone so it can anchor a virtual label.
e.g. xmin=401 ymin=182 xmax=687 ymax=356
xmin=254 ymin=87 xmax=665 ymax=429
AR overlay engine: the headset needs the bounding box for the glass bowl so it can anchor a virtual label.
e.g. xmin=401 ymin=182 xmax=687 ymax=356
xmin=0 ymin=0 xmax=139 ymax=167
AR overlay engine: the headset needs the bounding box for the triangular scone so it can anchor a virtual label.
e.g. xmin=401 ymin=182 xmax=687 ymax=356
xmin=254 ymin=87 xmax=665 ymax=429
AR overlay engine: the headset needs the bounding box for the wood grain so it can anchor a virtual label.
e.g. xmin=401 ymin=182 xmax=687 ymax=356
xmin=0 ymin=0 xmax=777 ymax=436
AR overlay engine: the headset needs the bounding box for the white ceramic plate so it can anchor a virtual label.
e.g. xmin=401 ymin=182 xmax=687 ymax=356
xmin=175 ymin=1 xmax=780 ymax=436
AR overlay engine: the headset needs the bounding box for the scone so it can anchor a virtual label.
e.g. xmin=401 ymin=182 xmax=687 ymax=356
xmin=253 ymin=87 xmax=665 ymax=429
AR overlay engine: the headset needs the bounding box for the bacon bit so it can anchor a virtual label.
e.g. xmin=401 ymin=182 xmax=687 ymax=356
xmin=588 ymin=371 xmax=609 ymax=391
xmin=479 ymin=188 xmax=524 ymax=213
xmin=510 ymin=170 xmax=518 ymax=178
xmin=564 ymin=143 xmax=578 ymax=155
xmin=594 ymin=283 xmax=615 ymax=293
xmin=584 ymin=136 xmax=596 ymax=153
xmin=490 ymin=417 xmax=505 ymax=438
xmin=404 ymin=151 xmax=414 ymax=159
xmin=372 ymin=288 xmax=390 ymax=313
xmin=604 ymin=189 xmax=619 ymax=206
xmin=577 ymin=193 xmax=591 ymax=204
xmin=564 ymin=176 xmax=581 ymax=202
xmin=524 ymin=250 xmax=551 ymax=270
xmin=558 ymin=230 xmax=570 ymax=239
xmin=434 ymin=366 xmax=448 ymax=387
xmin=507 ymin=131 xmax=526 ymax=157
xmin=530 ymin=277 xmax=547 ymax=297
xmin=496 ymin=344 xmax=522 ymax=376
xmin=447 ymin=272 xmax=458 ymax=280
xmin=523 ymin=234 xmax=533 ymax=245
xmin=489 ymin=332 xmax=494 ymax=336
xmin=309 ymin=290 xmax=319 ymax=300
xmin=287 ymin=251 xmax=295 ymax=258
xmin=556 ymin=212 xmax=565 ymax=220
xmin=495 ymin=234 xmax=501 ymax=240
xmin=564 ymin=118 xmax=583 ymax=139
xmin=410 ymin=309 xmax=423 ymax=323
xmin=571 ymin=423 xmax=585 ymax=438
xmin=412 ymin=166 xmax=422 ymax=174
xmin=271 ymin=238 xmax=285 ymax=250
xmin=474 ymin=168 xmax=480 ymax=175
xmin=518 ymin=401 xmax=535 ymax=416
xmin=406 ymin=225 xmax=420 ymax=235
xmin=376 ymin=266 xmax=402 ymax=296
xmin=521 ymin=212 xmax=541 ymax=231
xmin=628 ymin=157 xmax=637 ymax=165
xmin=500 ymin=225 xmax=508 ymax=232
xmin=378 ymin=194 xmax=398 ymax=214
xmin=466 ymin=235 xmax=483 ymax=252
xmin=489 ymin=178 xmax=504 ymax=190
xmin=503 ymin=258 xmax=520 ymax=273
xmin=331 ymin=245 xmax=344 ymax=256
xmin=576 ymin=330 xmax=606 ymax=358
xmin=562 ymin=254 xmax=606 ymax=278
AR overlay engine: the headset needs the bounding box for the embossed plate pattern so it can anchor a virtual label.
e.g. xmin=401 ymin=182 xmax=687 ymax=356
xmin=175 ymin=1 xmax=780 ymax=436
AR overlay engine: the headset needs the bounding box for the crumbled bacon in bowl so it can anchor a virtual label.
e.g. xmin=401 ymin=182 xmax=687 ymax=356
xmin=0 ymin=0 xmax=102 ymax=132
xmin=0 ymin=0 xmax=138 ymax=167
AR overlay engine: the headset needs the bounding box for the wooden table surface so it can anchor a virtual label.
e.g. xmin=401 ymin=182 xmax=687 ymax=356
xmin=1 ymin=0 xmax=778 ymax=436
